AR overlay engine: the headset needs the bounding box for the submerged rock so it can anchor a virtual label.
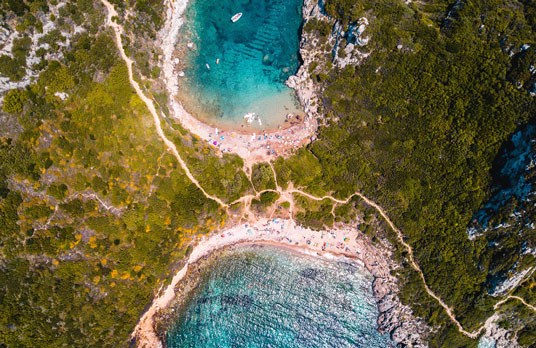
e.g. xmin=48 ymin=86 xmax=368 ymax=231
xmin=220 ymin=294 xmax=254 ymax=307
xmin=299 ymin=267 xmax=320 ymax=279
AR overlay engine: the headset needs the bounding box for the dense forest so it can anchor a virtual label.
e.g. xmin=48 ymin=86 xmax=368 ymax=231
xmin=0 ymin=0 xmax=535 ymax=347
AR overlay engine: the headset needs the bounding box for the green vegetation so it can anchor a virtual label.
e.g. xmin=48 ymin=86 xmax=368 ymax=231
xmin=163 ymin=125 xmax=253 ymax=203
xmin=294 ymin=195 xmax=334 ymax=230
xmin=0 ymin=54 xmax=26 ymax=81
xmin=1 ymin=0 xmax=535 ymax=346
xmin=2 ymin=89 xmax=28 ymax=114
xmin=251 ymin=191 xmax=280 ymax=213
xmin=274 ymin=148 xmax=326 ymax=196
xmin=0 ymin=35 xmax=33 ymax=80
xmin=108 ymin=0 xmax=167 ymax=79
xmin=251 ymin=163 xmax=277 ymax=191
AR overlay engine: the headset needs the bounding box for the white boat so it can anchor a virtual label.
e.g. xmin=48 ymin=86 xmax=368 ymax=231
xmin=231 ymin=12 xmax=242 ymax=22
xmin=205 ymin=63 xmax=210 ymax=70
xmin=243 ymin=112 xmax=263 ymax=126
xmin=244 ymin=112 xmax=256 ymax=123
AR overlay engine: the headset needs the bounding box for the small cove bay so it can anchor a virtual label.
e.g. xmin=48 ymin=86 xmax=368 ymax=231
xmin=177 ymin=0 xmax=305 ymax=130
xmin=163 ymin=245 xmax=395 ymax=347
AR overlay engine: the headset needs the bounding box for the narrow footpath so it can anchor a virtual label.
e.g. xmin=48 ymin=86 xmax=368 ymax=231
xmin=100 ymin=0 xmax=535 ymax=342
xmin=101 ymin=0 xmax=227 ymax=208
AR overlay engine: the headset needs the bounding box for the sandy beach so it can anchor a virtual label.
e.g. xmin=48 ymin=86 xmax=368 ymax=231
xmin=158 ymin=0 xmax=319 ymax=164
xmin=131 ymin=218 xmax=402 ymax=348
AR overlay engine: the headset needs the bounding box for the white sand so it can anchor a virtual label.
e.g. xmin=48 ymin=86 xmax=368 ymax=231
xmin=132 ymin=218 xmax=393 ymax=347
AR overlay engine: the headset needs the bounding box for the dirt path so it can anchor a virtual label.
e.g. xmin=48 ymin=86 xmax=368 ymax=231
xmin=100 ymin=0 xmax=227 ymax=209
xmin=100 ymin=0 xmax=535 ymax=342
xmin=291 ymin=189 xmax=536 ymax=337
xmin=506 ymin=296 xmax=536 ymax=312
xmin=493 ymin=295 xmax=536 ymax=313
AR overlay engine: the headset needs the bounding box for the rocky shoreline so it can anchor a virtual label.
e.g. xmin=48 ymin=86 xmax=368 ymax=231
xmin=371 ymin=255 xmax=431 ymax=346
xmin=285 ymin=0 xmax=325 ymax=125
xmin=286 ymin=0 xmax=371 ymax=117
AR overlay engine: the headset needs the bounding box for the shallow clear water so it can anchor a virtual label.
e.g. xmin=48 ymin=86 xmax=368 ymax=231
xmin=165 ymin=245 xmax=394 ymax=347
xmin=178 ymin=0 xmax=304 ymax=130
xmin=478 ymin=336 xmax=496 ymax=348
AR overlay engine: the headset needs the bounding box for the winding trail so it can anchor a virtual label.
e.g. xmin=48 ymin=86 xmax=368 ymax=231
xmin=506 ymin=296 xmax=536 ymax=312
xmin=99 ymin=0 xmax=536 ymax=342
xmin=494 ymin=295 xmax=536 ymax=313
xmin=100 ymin=0 xmax=227 ymax=208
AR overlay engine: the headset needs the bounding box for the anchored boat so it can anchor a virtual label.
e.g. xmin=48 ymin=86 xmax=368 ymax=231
xmin=244 ymin=112 xmax=256 ymax=123
xmin=244 ymin=112 xmax=262 ymax=126
xmin=231 ymin=12 xmax=242 ymax=22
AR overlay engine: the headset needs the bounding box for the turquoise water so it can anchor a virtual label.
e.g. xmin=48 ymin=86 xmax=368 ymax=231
xmin=478 ymin=337 xmax=496 ymax=348
xmin=165 ymin=245 xmax=394 ymax=347
xmin=178 ymin=0 xmax=304 ymax=130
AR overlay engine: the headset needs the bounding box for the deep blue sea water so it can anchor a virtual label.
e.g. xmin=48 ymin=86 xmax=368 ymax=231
xmin=177 ymin=0 xmax=304 ymax=130
xmin=165 ymin=245 xmax=394 ymax=347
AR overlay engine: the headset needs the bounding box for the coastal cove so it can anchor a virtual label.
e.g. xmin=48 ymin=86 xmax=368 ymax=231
xmin=162 ymin=244 xmax=394 ymax=347
xmin=159 ymin=0 xmax=322 ymax=162
xmin=99 ymin=1 xmax=536 ymax=346
xmin=132 ymin=219 xmax=429 ymax=347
